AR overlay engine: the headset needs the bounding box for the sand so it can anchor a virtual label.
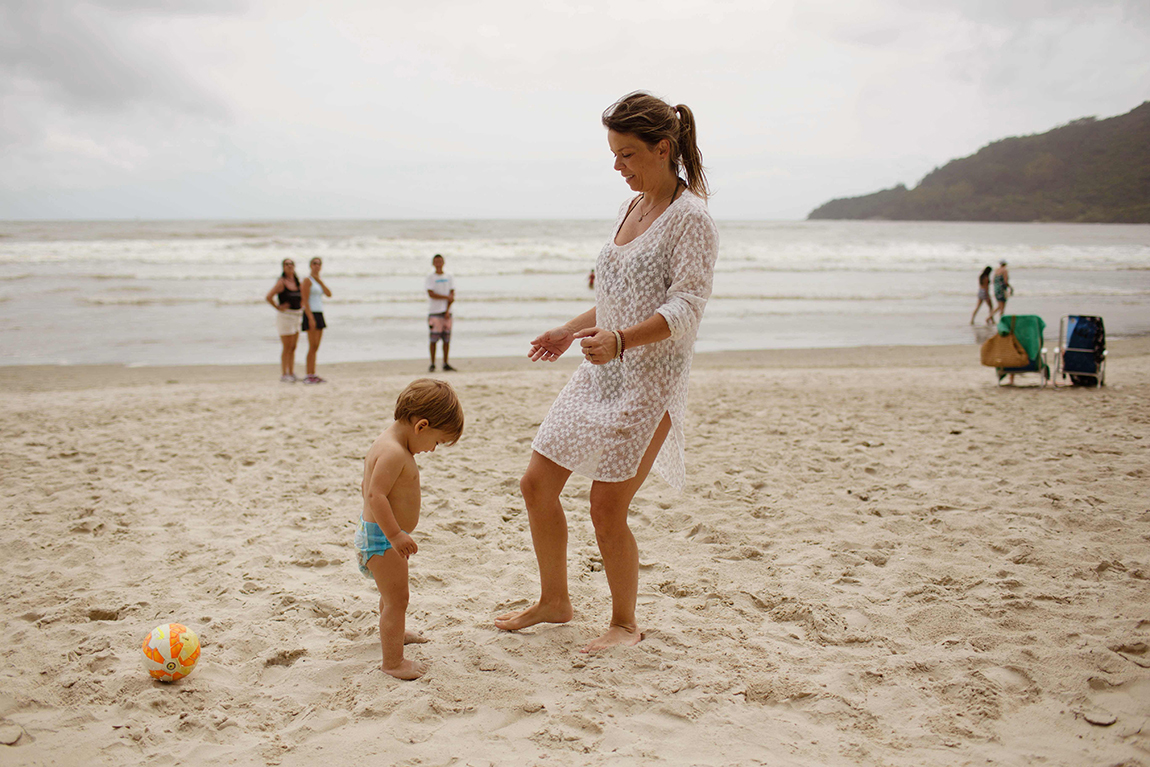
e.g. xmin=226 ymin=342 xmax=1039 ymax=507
xmin=1 ymin=341 xmax=1148 ymax=766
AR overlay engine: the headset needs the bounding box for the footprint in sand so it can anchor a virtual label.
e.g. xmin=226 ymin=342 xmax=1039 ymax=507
xmin=265 ymin=648 xmax=307 ymax=667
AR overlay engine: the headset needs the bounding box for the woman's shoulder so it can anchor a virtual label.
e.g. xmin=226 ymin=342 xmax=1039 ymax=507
xmin=672 ymin=190 xmax=711 ymax=215
xmin=672 ymin=191 xmax=717 ymax=231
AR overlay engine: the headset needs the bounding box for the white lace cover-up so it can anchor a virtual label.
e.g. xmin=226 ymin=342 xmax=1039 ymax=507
xmin=532 ymin=190 xmax=719 ymax=491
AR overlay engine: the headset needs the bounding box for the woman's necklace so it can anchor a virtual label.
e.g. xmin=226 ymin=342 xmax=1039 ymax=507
xmin=637 ymin=179 xmax=682 ymax=222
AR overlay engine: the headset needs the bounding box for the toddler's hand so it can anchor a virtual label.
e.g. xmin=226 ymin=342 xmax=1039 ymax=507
xmin=392 ymin=531 xmax=418 ymax=559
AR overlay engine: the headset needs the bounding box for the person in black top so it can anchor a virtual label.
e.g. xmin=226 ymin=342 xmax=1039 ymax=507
xmin=265 ymin=258 xmax=303 ymax=382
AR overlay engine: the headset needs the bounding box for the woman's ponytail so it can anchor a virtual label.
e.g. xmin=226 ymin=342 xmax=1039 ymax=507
xmin=675 ymin=104 xmax=709 ymax=200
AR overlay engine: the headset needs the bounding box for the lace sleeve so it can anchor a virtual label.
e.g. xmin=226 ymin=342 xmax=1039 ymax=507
xmin=655 ymin=206 xmax=719 ymax=341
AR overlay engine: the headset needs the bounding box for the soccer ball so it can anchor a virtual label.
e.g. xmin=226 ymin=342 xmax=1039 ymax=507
xmin=141 ymin=623 xmax=201 ymax=682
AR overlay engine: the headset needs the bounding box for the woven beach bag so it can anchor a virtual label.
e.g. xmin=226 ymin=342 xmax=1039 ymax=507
xmin=980 ymin=317 xmax=1029 ymax=368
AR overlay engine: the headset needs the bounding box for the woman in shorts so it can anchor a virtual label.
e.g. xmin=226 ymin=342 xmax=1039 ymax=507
xmin=301 ymin=257 xmax=333 ymax=384
xmin=971 ymin=265 xmax=995 ymax=324
xmin=265 ymin=258 xmax=302 ymax=382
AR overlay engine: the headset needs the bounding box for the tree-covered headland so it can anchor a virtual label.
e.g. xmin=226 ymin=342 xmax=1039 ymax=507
xmin=808 ymin=102 xmax=1150 ymax=223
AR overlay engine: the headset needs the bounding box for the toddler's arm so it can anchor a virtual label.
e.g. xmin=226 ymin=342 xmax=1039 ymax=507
xmin=366 ymin=453 xmax=418 ymax=559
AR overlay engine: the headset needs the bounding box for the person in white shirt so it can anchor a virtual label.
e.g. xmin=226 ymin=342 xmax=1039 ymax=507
xmin=425 ymin=254 xmax=456 ymax=372
xmin=494 ymin=91 xmax=718 ymax=653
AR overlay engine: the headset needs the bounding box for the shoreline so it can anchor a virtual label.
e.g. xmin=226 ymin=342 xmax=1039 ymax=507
xmin=3 ymin=337 xmax=1149 ymax=392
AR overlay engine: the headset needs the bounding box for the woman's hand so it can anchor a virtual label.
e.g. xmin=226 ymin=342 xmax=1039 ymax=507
xmin=528 ymin=326 xmax=576 ymax=362
xmin=573 ymin=327 xmax=618 ymax=365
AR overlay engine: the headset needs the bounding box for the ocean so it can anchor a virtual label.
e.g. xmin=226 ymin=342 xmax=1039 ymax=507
xmin=1 ymin=219 xmax=1148 ymax=367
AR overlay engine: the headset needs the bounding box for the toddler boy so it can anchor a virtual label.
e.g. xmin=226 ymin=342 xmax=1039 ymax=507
xmin=355 ymin=378 xmax=463 ymax=679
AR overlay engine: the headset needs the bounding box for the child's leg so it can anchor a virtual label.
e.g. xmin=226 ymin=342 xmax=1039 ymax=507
xmin=367 ymin=549 xmax=426 ymax=680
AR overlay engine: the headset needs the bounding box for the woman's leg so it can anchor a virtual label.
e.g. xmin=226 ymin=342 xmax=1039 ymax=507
xmin=283 ymin=333 xmax=298 ymax=376
xmin=582 ymin=412 xmax=673 ymax=653
xmin=280 ymin=334 xmax=293 ymax=375
xmin=495 ymin=451 xmax=574 ymax=630
xmin=306 ymin=329 xmax=322 ymax=376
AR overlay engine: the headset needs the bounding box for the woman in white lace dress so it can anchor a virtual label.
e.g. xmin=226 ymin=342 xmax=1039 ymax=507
xmin=495 ymin=92 xmax=719 ymax=652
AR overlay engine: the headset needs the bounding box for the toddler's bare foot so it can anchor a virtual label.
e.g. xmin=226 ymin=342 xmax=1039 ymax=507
xmin=404 ymin=630 xmax=429 ymax=645
xmin=382 ymin=658 xmax=426 ymax=680
xmin=495 ymin=601 xmax=574 ymax=631
xmin=580 ymin=624 xmax=642 ymax=654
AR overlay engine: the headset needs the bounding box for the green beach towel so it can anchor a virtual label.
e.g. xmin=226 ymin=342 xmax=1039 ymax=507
xmin=997 ymin=315 xmax=1045 ymax=361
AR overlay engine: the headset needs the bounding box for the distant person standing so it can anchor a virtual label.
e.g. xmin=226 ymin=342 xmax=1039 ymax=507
xmin=588 ymin=269 xmax=595 ymax=289
xmin=266 ymin=258 xmax=302 ymax=382
xmin=971 ymin=265 xmax=995 ymax=324
xmin=301 ymin=256 xmax=332 ymax=384
xmin=992 ymin=260 xmax=1013 ymax=318
xmin=426 ymin=254 xmax=456 ymax=372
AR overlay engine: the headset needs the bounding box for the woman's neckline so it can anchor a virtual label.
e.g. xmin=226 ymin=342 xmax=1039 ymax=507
xmin=613 ymin=187 xmax=685 ymax=248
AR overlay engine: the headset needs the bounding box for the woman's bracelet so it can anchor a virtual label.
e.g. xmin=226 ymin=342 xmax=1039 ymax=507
xmin=614 ymin=329 xmax=626 ymax=360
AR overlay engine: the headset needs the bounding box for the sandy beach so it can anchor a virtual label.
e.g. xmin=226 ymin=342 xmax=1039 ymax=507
xmin=2 ymin=340 xmax=1149 ymax=767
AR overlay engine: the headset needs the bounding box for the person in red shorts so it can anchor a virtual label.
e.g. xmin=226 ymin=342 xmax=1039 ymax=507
xmin=426 ymin=254 xmax=456 ymax=372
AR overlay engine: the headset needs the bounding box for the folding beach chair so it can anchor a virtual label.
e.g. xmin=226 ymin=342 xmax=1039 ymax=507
xmin=995 ymin=314 xmax=1050 ymax=387
xmin=1053 ymin=315 xmax=1106 ymax=387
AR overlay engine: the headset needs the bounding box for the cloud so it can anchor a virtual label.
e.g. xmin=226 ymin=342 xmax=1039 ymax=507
xmin=0 ymin=0 xmax=243 ymax=115
xmin=0 ymin=0 xmax=244 ymax=195
xmin=1 ymin=0 xmax=1147 ymax=219
xmin=909 ymin=0 xmax=1149 ymax=28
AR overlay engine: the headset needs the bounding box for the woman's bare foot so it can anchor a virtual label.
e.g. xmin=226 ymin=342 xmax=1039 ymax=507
xmin=494 ymin=601 xmax=574 ymax=631
xmin=404 ymin=630 xmax=429 ymax=645
xmin=382 ymin=658 xmax=427 ymax=680
xmin=581 ymin=624 xmax=643 ymax=654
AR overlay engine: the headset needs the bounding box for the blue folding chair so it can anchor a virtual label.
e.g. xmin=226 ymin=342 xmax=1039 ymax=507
xmin=1053 ymin=315 xmax=1106 ymax=387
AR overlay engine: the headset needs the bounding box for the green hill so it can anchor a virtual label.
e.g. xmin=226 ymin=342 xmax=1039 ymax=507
xmin=808 ymin=101 xmax=1150 ymax=223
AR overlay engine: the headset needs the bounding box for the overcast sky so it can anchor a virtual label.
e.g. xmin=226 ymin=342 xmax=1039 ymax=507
xmin=1 ymin=0 xmax=1147 ymax=220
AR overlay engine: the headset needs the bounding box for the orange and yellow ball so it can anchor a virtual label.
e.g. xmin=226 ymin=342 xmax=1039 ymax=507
xmin=141 ymin=623 xmax=200 ymax=682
